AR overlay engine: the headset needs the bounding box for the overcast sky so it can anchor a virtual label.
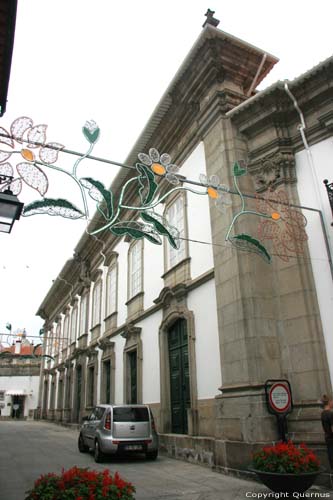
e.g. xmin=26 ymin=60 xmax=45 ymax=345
xmin=0 ymin=0 xmax=332 ymax=341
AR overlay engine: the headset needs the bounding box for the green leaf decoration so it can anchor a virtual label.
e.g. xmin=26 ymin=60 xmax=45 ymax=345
xmin=42 ymin=354 xmax=55 ymax=361
xmin=82 ymin=126 xmax=100 ymax=144
xmin=233 ymin=161 xmax=247 ymax=177
xmin=33 ymin=344 xmax=42 ymax=356
xmin=135 ymin=163 xmax=158 ymax=206
xmin=110 ymin=220 xmax=162 ymax=245
xmin=140 ymin=210 xmax=180 ymax=249
xmin=229 ymin=233 xmax=271 ymax=263
xmin=23 ymin=198 xmax=85 ymax=219
xmin=80 ymin=177 xmax=113 ymax=220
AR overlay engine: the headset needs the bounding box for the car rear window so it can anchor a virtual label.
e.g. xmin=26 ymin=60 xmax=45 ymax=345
xmin=113 ymin=407 xmax=149 ymax=422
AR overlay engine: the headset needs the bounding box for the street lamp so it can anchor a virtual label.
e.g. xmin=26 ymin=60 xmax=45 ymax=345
xmin=0 ymin=176 xmax=24 ymax=233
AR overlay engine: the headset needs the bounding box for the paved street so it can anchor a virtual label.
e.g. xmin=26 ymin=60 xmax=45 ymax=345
xmin=0 ymin=421 xmax=331 ymax=500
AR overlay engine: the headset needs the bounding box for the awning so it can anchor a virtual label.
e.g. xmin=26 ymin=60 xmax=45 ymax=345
xmin=5 ymin=390 xmax=27 ymax=396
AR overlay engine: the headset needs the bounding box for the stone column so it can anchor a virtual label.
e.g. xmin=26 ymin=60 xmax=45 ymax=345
xmin=203 ymin=116 xmax=331 ymax=468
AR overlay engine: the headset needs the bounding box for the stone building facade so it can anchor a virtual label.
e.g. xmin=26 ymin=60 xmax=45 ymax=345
xmin=37 ymin=20 xmax=333 ymax=474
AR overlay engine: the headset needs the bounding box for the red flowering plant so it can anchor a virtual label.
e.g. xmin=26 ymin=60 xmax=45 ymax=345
xmin=252 ymin=441 xmax=320 ymax=474
xmin=24 ymin=466 xmax=135 ymax=500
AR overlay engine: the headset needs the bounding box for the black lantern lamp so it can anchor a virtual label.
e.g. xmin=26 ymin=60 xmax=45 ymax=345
xmin=0 ymin=177 xmax=24 ymax=233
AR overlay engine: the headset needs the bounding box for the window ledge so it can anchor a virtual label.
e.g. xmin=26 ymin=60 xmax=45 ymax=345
xmin=104 ymin=311 xmax=118 ymax=323
xmin=125 ymin=291 xmax=144 ymax=307
xmin=162 ymin=257 xmax=191 ymax=280
xmin=90 ymin=323 xmax=101 ymax=333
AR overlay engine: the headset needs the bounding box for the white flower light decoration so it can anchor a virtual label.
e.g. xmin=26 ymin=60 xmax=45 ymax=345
xmin=138 ymin=148 xmax=180 ymax=185
xmin=199 ymin=173 xmax=231 ymax=213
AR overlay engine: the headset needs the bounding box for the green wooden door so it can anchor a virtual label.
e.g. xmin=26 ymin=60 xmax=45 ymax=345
xmin=128 ymin=350 xmax=137 ymax=404
xmin=168 ymin=319 xmax=190 ymax=434
xmin=104 ymin=360 xmax=111 ymax=404
xmin=76 ymin=365 xmax=82 ymax=421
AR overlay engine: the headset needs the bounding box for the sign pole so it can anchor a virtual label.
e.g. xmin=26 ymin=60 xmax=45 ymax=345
xmin=265 ymin=380 xmax=293 ymax=442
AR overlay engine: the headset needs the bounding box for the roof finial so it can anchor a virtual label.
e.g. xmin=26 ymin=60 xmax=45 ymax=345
xmin=202 ymin=9 xmax=220 ymax=28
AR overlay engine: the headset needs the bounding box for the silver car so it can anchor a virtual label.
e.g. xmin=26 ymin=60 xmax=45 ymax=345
xmin=78 ymin=404 xmax=159 ymax=462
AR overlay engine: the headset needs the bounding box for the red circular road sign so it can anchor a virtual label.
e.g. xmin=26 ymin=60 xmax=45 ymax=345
xmin=268 ymin=383 xmax=291 ymax=414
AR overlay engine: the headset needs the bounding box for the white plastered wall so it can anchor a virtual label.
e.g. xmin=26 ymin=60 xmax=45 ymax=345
xmin=0 ymin=376 xmax=40 ymax=417
xmin=295 ymin=137 xmax=333 ymax=385
xmin=137 ymin=309 xmax=163 ymax=404
xmin=180 ymin=142 xmax=214 ymax=279
xmin=187 ymin=278 xmax=221 ymax=398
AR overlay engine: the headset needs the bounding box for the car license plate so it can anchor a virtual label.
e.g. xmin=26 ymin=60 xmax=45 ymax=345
xmin=124 ymin=445 xmax=142 ymax=451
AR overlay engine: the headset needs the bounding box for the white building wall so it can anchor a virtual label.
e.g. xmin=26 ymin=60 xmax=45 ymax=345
xmin=137 ymin=310 xmax=163 ymax=404
xmin=143 ymin=238 xmax=164 ymax=309
xmin=113 ymin=334 xmax=126 ymax=404
xmin=187 ymin=278 xmax=221 ymax=398
xmin=180 ymin=142 xmax=214 ymax=279
xmin=0 ymin=375 xmax=40 ymax=417
xmin=295 ymin=137 xmax=333 ymax=385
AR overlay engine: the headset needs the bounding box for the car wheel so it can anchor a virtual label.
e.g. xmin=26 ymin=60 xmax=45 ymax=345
xmin=78 ymin=434 xmax=89 ymax=453
xmin=94 ymin=439 xmax=104 ymax=463
xmin=146 ymin=450 xmax=158 ymax=460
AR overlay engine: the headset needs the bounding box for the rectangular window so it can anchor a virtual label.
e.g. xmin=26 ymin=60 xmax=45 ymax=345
xmin=166 ymin=196 xmax=186 ymax=269
xmin=79 ymin=294 xmax=87 ymax=335
xmin=103 ymin=360 xmax=111 ymax=404
xmin=57 ymin=379 xmax=64 ymax=409
xmin=92 ymin=281 xmax=102 ymax=327
xmin=87 ymin=366 xmax=95 ymax=407
xmin=63 ymin=315 xmax=69 ymax=349
xmin=128 ymin=241 xmax=142 ymax=299
xmin=55 ymin=324 xmax=61 ymax=354
xmin=0 ymin=391 xmax=4 ymax=401
xmin=106 ymin=266 xmax=117 ymax=317
xmin=70 ymin=308 xmax=78 ymax=344
xmin=113 ymin=406 xmax=149 ymax=422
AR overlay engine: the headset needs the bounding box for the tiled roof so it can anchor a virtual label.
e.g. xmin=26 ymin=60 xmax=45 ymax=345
xmin=0 ymin=343 xmax=42 ymax=356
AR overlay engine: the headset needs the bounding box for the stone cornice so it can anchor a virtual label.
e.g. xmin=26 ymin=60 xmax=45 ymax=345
xmin=155 ymin=283 xmax=188 ymax=307
xmin=121 ymin=323 xmax=142 ymax=340
xmin=97 ymin=337 xmax=115 ymax=351
xmin=229 ymin=57 xmax=333 ymax=160
xmin=86 ymin=346 xmax=98 ymax=360
xmin=248 ymin=150 xmax=297 ymax=192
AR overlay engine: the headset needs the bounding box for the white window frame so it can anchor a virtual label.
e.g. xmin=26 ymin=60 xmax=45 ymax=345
xmin=63 ymin=313 xmax=70 ymax=349
xmin=70 ymin=306 xmax=78 ymax=344
xmin=128 ymin=240 xmax=143 ymax=299
xmin=79 ymin=293 xmax=88 ymax=336
xmin=92 ymin=279 xmax=102 ymax=327
xmin=55 ymin=322 xmax=61 ymax=354
xmin=165 ymin=194 xmax=186 ymax=270
xmin=105 ymin=264 xmax=117 ymax=317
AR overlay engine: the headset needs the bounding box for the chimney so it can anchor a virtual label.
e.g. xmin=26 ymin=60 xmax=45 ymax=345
xmin=15 ymin=339 xmax=21 ymax=354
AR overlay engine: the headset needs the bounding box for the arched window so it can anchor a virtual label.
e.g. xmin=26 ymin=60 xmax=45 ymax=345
xmin=128 ymin=240 xmax=143 ymax=299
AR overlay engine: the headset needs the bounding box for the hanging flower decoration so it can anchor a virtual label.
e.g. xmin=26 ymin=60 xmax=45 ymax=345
xmin=0 ymin=116 xmax=64 ymax=196
xmin=256 ymin=188 xmax=308 ymax=261
xmin=0 ymin=116 xmax=309 ymax=264
xmin=199 ymin=173 xmax=231 ymax=213
xmin=138 ymin=148 xmax=181 ymax=185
